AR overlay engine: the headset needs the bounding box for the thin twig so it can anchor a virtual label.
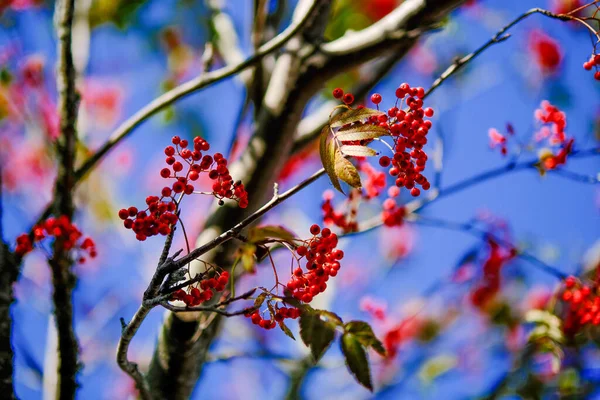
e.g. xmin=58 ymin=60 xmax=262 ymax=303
xmin=167 ymin=167 xmax=326 ymax=270
xmin=350 ymin=148 xmax=600 ymax=236
xmin=116 ymin=307 xmax=153 ymax=400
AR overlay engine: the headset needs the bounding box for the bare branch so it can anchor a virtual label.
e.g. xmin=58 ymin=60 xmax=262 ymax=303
xmin=167 ymin=167 xmax=326 ymax=270
xmin=72 ymin=0 xmax=322 ymax=184
xmin=51 ymin=0 xmax=82 ymax=398
xmin=116 ymin=306 xmax=153 ymax=400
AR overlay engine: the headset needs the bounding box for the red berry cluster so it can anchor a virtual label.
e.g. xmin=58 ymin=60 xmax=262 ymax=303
xmin=15 ymin=216 xmax=97 ymax=263
xmin=321 ymin=189 xmax=359 ymax=233
xmin=286 ymin=224 xmax=344 ymax=303
xmin=470 ymin=239 xmax=516 ymax=308
xmin=333 ymin=87 xmax=354 ymax=105
xmin=119 ymin=136 xmax=248 ymax=241
xmin=381 ymin=197 xmax=406 ymax=227
xmin=171 ymin=271 xmax=230 ymax=306
xmin=118 ymin=200 xmax=178 ymax=241
xmin=560 ymin=276 xmax=600 ymax=336
xmin=360 ymin=161 xmax=387 ymax=199
xmin=369 ymin=84 xmax=432 ymax=198
xmin=533 ymin=101 xmax=574 ymax=170
xmin=247 ymin=305 xmax=301 ymax=330
xmin=534 ymin=100 xmax=567 ymax=145
xmin=583 ymin=53 xmax=600 ymax=81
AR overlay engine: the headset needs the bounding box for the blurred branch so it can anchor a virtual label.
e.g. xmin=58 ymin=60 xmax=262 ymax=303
xmin=72 ymin=0 xmax=322 ymax=185
xmin=206 ymin=0 xmax=251 ymax=85
xmin=353 ymin=148 xmax=600 ymax=235
xmin=411 ymin=215 xmax=568 ymax=279
xmin=50 ymin=0 xmax=82 ymax=398
xmin=284 ymin=356 xmax=314 ymax=400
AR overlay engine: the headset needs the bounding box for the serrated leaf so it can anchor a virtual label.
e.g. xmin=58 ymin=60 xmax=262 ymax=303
xmin=335 ymin=124 xmax=389 ymax=141
xmin=299 ymin=311 xmax=335 ymax=361
xmin=254 ymin=292 xmax=268 ymax=308
xmin=330 ymin=107 xmax=384 ymax=128
xmin=320 ymin=125 xmax=343 ymax=193
xmin=341 ymin=333 xmax=373 ymax=391
xmin=340 ymin=145 xmax=378 ymax=157
xmin=279 ymin=321 xmax=296 ymax=340
xmin=344 ymin=321 xmax=386 ymax=356
xmin=248 ymin=225 xmax=296 ymax=243
xmin=334 ymin=151 xmax=361 ymax=189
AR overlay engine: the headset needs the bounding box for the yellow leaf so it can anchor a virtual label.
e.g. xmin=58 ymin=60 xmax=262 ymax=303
xmin=334 ymin=151 xmax=361 ymax=189
xmin=340 ymin=145 xmax=378 ymax=157
xmin=319 ymin=125 xmax=343 ymax=193
xmin=335 ymin=124 xmax=389 ymax=141
xmin=330 ymin=107 xmax=384 ymax=128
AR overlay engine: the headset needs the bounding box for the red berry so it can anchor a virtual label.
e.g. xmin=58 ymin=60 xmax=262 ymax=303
xmin=342 ymin=93 xmax=354 ymax=105
xmin=370 ymin=93 xmax=382 ymax=104
xmin=379 ymin=156 xmax=391 ymax=167
xmin=310 ymin=224 xmax=320 ymax=235
xmin=332 ymin=88 xmax=344 ymax=99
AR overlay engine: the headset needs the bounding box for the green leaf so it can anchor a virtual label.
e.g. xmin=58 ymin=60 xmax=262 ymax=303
xmin=340 ymin=145 xmax=378 ymax=157
xmin=344 ymin=321 xmax=386 ymax=356
xmin=279 ymin=321 xmax=296 ymax=340
xmin=254 ymin=292 xmax=268 ymax=308
xmin=299 ymin=311 xmax=336 ymax=361
xmin=330 ymin=107 xmax=384 ymax=128
xmin=335 ymin=124 xmax=389 ymax=141
xmin=248 ymin=225 xmax=296 ymax=243
xmin=341 ymin=333 xmax=373 ymax=391
xmin=334 ymin=151 xmax=361 ymax=189
xmin=319 ymin=125 xmax=343 ymax=193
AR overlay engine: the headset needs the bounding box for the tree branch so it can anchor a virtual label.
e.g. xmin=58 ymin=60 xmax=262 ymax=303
xmin=116 ymin=307 xmax=153 ymax=400
xmin=72 ymin=0 xmax=322 ymax=184
xmin=51 ymin=0 xmax=82 ymax=398
xmin=0 ymin=163 xmax=17 ymax=399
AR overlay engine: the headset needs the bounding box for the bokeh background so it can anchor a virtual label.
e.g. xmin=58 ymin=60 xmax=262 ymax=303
xmin=1 ymin=0 xmax=599 ymax=398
